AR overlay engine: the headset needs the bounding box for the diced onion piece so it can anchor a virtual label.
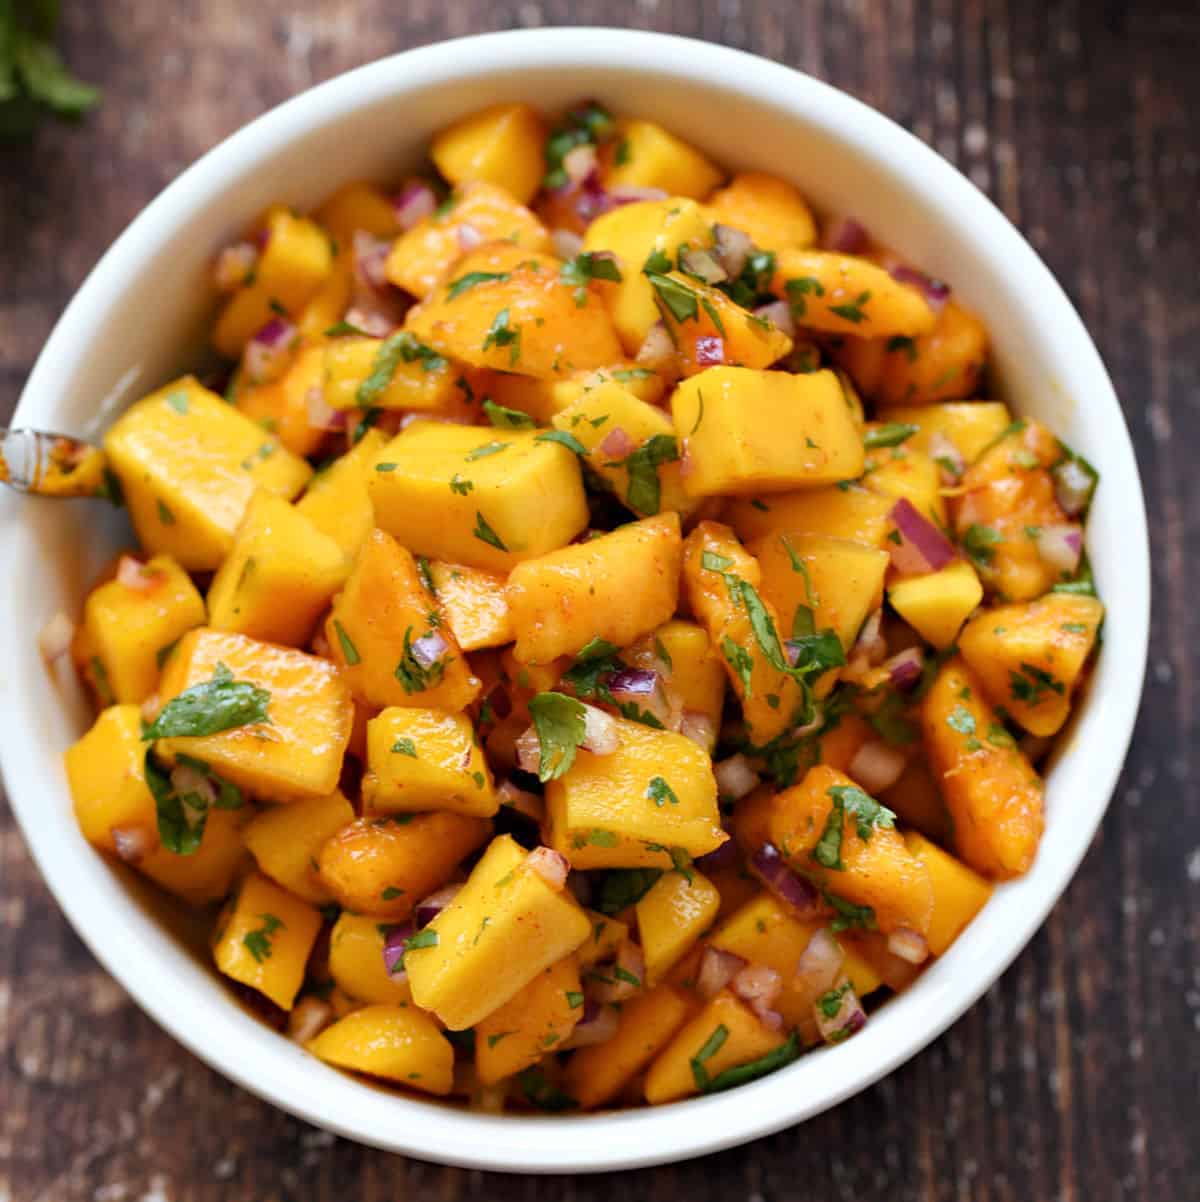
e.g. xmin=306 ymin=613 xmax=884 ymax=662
xmin=381 ymin=921 xmax=416 ymax=978
xmin=851 ymin=609 xmax=887 ymax=668
xmin=679 ymin=710 xmax=717 ymax=753
xmin=551 ymin=228 xmax=584 ymax=260
xmin=694 ymin=837 xmax=738 ymax=873
xmin=794 ymin=928 xmax=845 ymax=999
xmin=410 ymin=631 xmax=449 ymax=669
xmin=790 ymin=704 xmax=825 ymax=739
xmin=697 ymin=946 xmax=747 ymax=998
xmin=890 ymin=263 xmax=950 ymax=311
xmin=589 ymin=939 xmax=645 ymax=1004
xmin=243 ymin=316 xmax=298 ymax=385
xmin=110 ymin=824 xmax=153 ymax=865
xmin=526 ymin=846 xmax=570 ymax=891
xmin=562 ymin=1002 xmax=620 ymax=1049
xmin=694 ymin=335 xmax=726 ymax=367
xmin=287 ymin=996 xmax=333 ymax=1044
xmin=1052 ymin=458 xmax=1095 ymax=517
xmin=732 ymin=962 xmax=782 ymax=1005
xmin=598 ymin=425 xmax=635 ymax=460
xmin=714 ymin=753 xmax=761 ymax=802
xmin=1034 ymin=523 xmax=1083 ymax=575
xmin=889 ymin=498 xmax=957 ymax=575
xmin=886 ymin=927 xmax=930 ymax=965
xmin=712 ymin=223 xmax=753 ymax=280
xmin=635 ymin=321 xmax=675 ymax=372
xmin=456 ymin=222 xmax=485 ymax=252
xmin=928 ymin=431 xmax=965 ymax=482
xmin=751 ymin=842 xmax=823 ymax=919
xmin=353 ymin=231 xmax=391 ymax=290
xmin=140 ymin=693 xmax=161 ymax=724
xmin=580 ymin=703 xmax=619 ymax=756
xmin=415 ymin=884 xmax=461 ymax=927
xmin=678 ymin=247 xmax=727 ymax=284
xmin=392 ymin=179 xmax=438 ymax=230
xmin=814 ymin=978 xmax=867 ymax=1044
xmin=116 ymin=555 xmax=155 ymax=591
xmin=754 ymin=299 xmax=796 ymax=339
xmin=305 ymin=385 xmax=342 ymax=431
xmin=170 ymin=763 xmax=217 ymax=810
xmin=38 ymin=611 xmax=75 ymax=662
xmin=563 ymin=142 xmax=598 ymax=184
xmin=822 ymin=217 xmax=869 ymax=254
xmin=213 ymin=241 xmax=259 ymax=292
xmin=885 ymin=647 xmax=925 ymax=692
xmin=608 ymin=668 xmax=674 ymax=727
xmin=514 ymin=726 xmax=542 ymax=775
xmin=848 ymin=739 xmax=907 ymax=794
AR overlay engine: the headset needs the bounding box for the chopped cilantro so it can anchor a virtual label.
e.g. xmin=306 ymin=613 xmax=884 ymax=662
xmin=446 ymin=270 xmax=510 ymax=299
xmin=482 ymin=399 xmax=535 ymax=429
xmin=1009 ymin=662 xmax=1064 ymax=705
xmin=391 ymin=738 xmax=417 ymax=757
xmin=141 ymin=662 xmax=270 ymax=741
xmin=482 ymin=308 xmax=521 ymax=364
xmin=527 ymin=691 xmax=587 ymax=781
xmin=535 ymin=429 xmax=588 ymax=455
xmin=963 ymin=523 xmax=1003 ymax=567
xmin=242 ymin=913 xmax=284 ymax=964
xmin=690 ymin=1023 xmax=730 ymax=1091
xmin=646 ymin=776 xmax=680 ymax=808
xmin=450 ymin=473 xmax=474 ymax=495
xmin=333 ymin=619 xmax=360 ymax=666
xmin=829 ymin=291 xmax=871 ymax=323
xmin=864 ymin=422 xmax=919 ymax=450
xmin=472 ymin=511 xmax=508 ymax=551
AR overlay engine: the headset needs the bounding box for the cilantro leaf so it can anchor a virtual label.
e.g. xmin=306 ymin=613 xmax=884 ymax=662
xmin=357 ymin=332 xmax=446 ymax=406
xmin=646 ymin=776 xmax=680 ymax=808
xmin=141 ymin=662 xmax=270 ymax=740
xmin=703 ymin=1032 xmax=801 ymax=1093
xmin=144 ymin=751 xmax=206 ymax=855
xmin=608 ymin=433 xmax=679 ymax=515
xmin=721 ymin=636 xmax=755 ymax=697
xmin=560 ymin=251 xmax=622 ymax=305
xmin=690 ymin=1023 xmax=730 ymax=1091
xmin=535 ymin=429 xmax=588 ymax=455
xmin=963 ymin=523 xmax=1003 ymax=568
xmin=864 ymin=422 xmax=919 ymax=450
xmin=645 ymin=272 xmax=698 ymax=323
xmin=482 ymin=399 xmax=535 ymax=429
xmin=594 ymin=868 xmax=663 ymax=915
xmin=446 ymin=270 xmax=510 ymax=299
xmin=528 ymin=691 xmax=587 ymax=782
xmin=472 ymin=510 xmax=508 ymax=551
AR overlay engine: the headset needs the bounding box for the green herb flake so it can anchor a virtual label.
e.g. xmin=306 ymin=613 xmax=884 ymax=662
xmin=465 ymin=440 xmax=510 ymax=462
xmin=450 ymin=473 xmax=474 ymax=495
xmin=535 ymin=429 xmax=588 ymax=455
xmin=1009 ymin=662 xmax=1065 ymax=705
xmin=784 ymin=275 xmax=825 ymax=318
xmin=963 ymin=523 xmax=1003 ymax=567
xmin=527 ymin=691 xmax=587 ymax=781
xmin=886 ymin=335 xmax=919 ymax=361
xmin=243 ymin=913 xmax=284 ymax=964
xmin=608 ymin=433 xmax=679 ymax=515
xmin=560 ymin=251 xmax=623 ymax=305
xmin=357 ymin=332 xmax=446 ymax=407
xmin=864 ymin=422 xmax=919 ymax=450
xmin=829 ymin=291 xmax=871 ymax=324
xmin=690 ymin=1023 xmax=730 ymax=1091
xmin=447 ymin=270 xmax=510 ymax=299
xmin=946 ymin=704 xmax=977 ymax=736
xmin=482 ymin=308 xmax=522 ymax=364
xmin=156 ymin=499 xmax=175 ymax=526
xmin=482 ymin=399 xmax=535 ymax=429
xmin=646 ymin=776 xmax=680 ymax=808
xmin=391 ymin=738 xmax=417 ymax=757
xmin=595 ymin=868 xmax=663 ymax=915
xmin=333 ymin=619 xmax=361 ymax=666
xmin=141 ymin=662 xmax=270 ymax=741
xmin=703 ymin=1032 xmax=802 ymax=1093
xmin=381 ymin=886 xmax=405 ymax=900
xmin=566 ymin=990 xmax=585 ymax=1008
xmin=645 ymin=272 xmax=699 ymax=323
xmin=721 ymin=636 xmax=755 ymax=697
xmin=394 ymin=625 xmax=452 ymax=694
xmin=472 ymin=511 xmax=508 ymax=551
xmin=518 ymin=1067 xmax=578 ymax=1113
xmin=813 ymin=784 xmax=897 ymax=870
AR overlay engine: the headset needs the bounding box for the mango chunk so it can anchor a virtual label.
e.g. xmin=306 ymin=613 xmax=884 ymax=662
xmin=888 ymin=560 xmax=984 ymax=650
xmin=242 ymin=791 xmax=355 ymax=903
xmin=958 ymin=594 xmax=1103 ymax=736
xmin=903 ymin=832 xmax=993 ymax=956
xmin=83 ymin=554 xmax=205 ymax=704
xmin=706 ymin=171 xmax=817 ymax=253
xmin=103 ymin=377 xmax=312 ymax=571
xmin=317 ymin=812 xmax=491 ymax=919
xmin=325 ymin=529 xmax=481 ymax=712
xmin=673 ymin=368 xmax=864 ymax=497
xmin=643 ymin=991 xmax=787 ymax=1105
xmin=206 ymin=492 xmax=349 ymax=648
xmin=728 ymin=484 xmax=895 ymax=549
xmin=562 ymin=985 xmax=694 ymax=1109
xmin=328 ymin=912 xmax=414 ymax=1005
xmin=213 ymin=870 xmax=322 ymax=1010
xmin=921 ymin=657 xmax=1044 ymax=879
xmin=485 ymin=362 xmax=664 ymax=425
xmin=368 ymin=424 xmax=587 ymax=572
xmin=156 ymin=628 xmax=353 ymax=801
xmin=600 ymin=119 xmax=723 ymax=199
xmin=863 ymin=444 xmax=946 ymax=525
xmin=235 ymin=344 xmax=328 ymax=458
xmin=307 ymin=1003 xmax=454 ymax=1095
xmin=475 ymin=956 xmax=583 ymax=1084
xmin=362 ymin=707 xmax=497 ymax=817
xmin=385 ymin=180 xmax=551 ymax=298
xmin=322 ymin=333 xmax=461 ymax=411
xmin=627 ymin=620 xmax=725 ymax=750
xmin=545 ymin=716 xmax=726 ymax=869
xmin=295 ymin=428 xmax=388 ymax=563
xmin=138 ymin=807 xmax=249 ymax=906
xmin=506 ymin=513 xmax=682 ymax=664
xmin=314 ymin=182 xmax=400 ymax=243
xmin=405 ymin=835 xmax=592 ymax=1029
xmin=431 ymin=102 xmax=547 ymax=205
xmin=575 ymin=910 xmax=630 ymax=970
xmin=428 ymin=561 xmax=513 ymax=651
xmin=876 ymin=401 xmax=1013 ymax=465
xmin=636 ymin=867 xmax=721 ymax=985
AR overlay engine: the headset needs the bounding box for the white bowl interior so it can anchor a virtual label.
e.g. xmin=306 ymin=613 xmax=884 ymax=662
xmin=0 ymin=29 xmax=1149 ymax=1173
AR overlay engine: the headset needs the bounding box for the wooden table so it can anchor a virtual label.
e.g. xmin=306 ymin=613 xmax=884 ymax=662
xmin=2 ymin=3 xmax=1196 ymax=1198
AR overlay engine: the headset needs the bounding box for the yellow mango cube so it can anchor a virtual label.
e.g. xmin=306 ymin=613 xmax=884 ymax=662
xmin=506 ymin=513 xmax=682 ymax=664
xmin=328 ymin=912 xmax=414 ymax=1005
xmin=636 ymin=867 xmax=720 ymax=985
xmin=206 ymin=492 xmax=349 ymax=648
xmin=888 ymin=560 xmax=984 ymax=649
xmin=405 ymin=835 xmax=592 ymax=1029
xmin=627 ymin=620 xmax=726 ymax=748
xmin=385 ymin=180 xmax=551 ymax=298
xmin=706 ymin=171 xmax=817 ymax=253
xmin=864 ymin=444 xmax=946 ymax=525
xmin=877 ymin=401 xmax=1013 ymax=466
xmin=103 ymin=377 xmax=312 ymax=571
xmin=601 ymin=119 xmax=723 ymax=199
xmin=958 ymin=594 xmax=1104 ymax=736
xmin=325 ymin=529 xmax=481 ymax=711
xmin=138 ymin=807 xmax=250 ymax=906
xmin=322 ymin=333 xmax=461 ymax=411
xmin=368 ymin=424 xmax=588 ymax=572
xmin=213 ymin=871 xmax=322 ymax=1010
xmin=83 ymin=554 xmax=205 ymax=704
xmin=295 ymin=428 xmax=387 ymax=562
xmin=307 ymin=1003 xmax=454 ymax=1095
xmin=643 ymin=991 xmax=788 ymax=1105
xmin=431 ymin=102 xmax=547 ymax=205
xmin=314 ymin=182 xmax=400 ymax=243
xmin=475 ymin=956 xmax=583 ymax=1084
xmin=213 ymin=206 xmax=334 ymax=358
xmin=575 ymin=910 xmax=630 ymax=969
xmin=362 ymin=707 xmax=496 ymax=817
xmin=904 ymin=831 xmax=993 ymax=956
xmin=156 ymin=628 xmax=353 ymax=801
xmin=728 ymin=483 xmax=895 ymax=548
xmin=242 ymin=791 xmax=355 ymax=903
xmin=235 ymin=344 xmax=329 ymax=458
xmin=428 ymin=561 xmax=513 ymax=651
xmin=545 ymin=716 xmax=726 ymax=869
xmin=673 ymin=368 xmax=865 ymax=497
xmin=551 ymin=381 xmax=695 ymax=518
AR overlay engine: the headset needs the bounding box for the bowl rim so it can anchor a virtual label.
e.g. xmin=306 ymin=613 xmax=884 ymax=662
xmin=0 ymin=27 xmax=1149 ymax=1173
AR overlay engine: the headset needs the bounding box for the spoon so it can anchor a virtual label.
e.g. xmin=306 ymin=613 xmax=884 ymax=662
xmin=0 ymin=428 xmax=111 ymax=498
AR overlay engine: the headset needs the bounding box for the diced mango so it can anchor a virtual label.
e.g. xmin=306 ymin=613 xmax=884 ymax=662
xmin=673 ymin=368 xmax=864 ymax=497
xmin=879 ymin=758 xmax=951 ymax=844
xmin=405 ymin=835 xmax=592 ymax=1029
xmin=876 ymin=401 xmax=1013 ymax=465
xmin=322 ymin=333 xmax=461 ymax=411
xmin=921 ymin=657 xmax=1044 ymax=879
xmin=368 ymin=425 xmax=588 ymax=572
xmin=206 ymin=492 xmax=349 ymax=647
xmin=82 ymin=555 xmax=205 ymax=704
xmin=212 ymin=870 xmax=322 ymax=1010
xmin=103 ymin=377 xmax=312 ymax=571
xmin=728 ymin=484 xmax=895 ymax=549
xmin=888 ymin=560 xmax=984 ymax=650
xmin=705 ymin=171 xmax=817 ymax=253
xmin=627 ymin=620 xmax=725 ymax=750
xmin=600 ymin=119 xmax=723 ymax=200
xmin=427 ymin=561 xmax=513 ymax=651
xmin=156 ymin=628 xmax=353 ymax=801
xmin=362 ymin=707 xmax=496 ymax=817
xmin=575 ymin=910 xmax=630 ymax=969
xmin=506 ymin=513 xmax=682 ymax=664
xmin=636 ymin=867 xmax=721 ymax=985
xmin=138 ymin=807 xmax=249 ymax=906
xmin=317 ymin=812 xmax=491 ymax=918
xmin=475 ymin=956 xmax=583 ymax=1084
xmin=904 ymin=831 xmax=993 ymax=957
xmin=863 ymin=445 xmax=946 ymax=525
xmin=295 ymin=428 xmax=387 ymax=563
xmin=545 ymin=716 xmax=727 ymax=870
xmin=325 ymin=529 xmax=481 ymax=712
xmin=235 ymin=344 xmax=328 ymax=458
xmin=315 ymin=181 xmax=399 ymax=242
xmin=431 ymin=103 xmax=547 ymax=206
xmin=242 ymin=791 xmax=355 ymax=903
xmin=328 ymin=912 xmax=414 ymax=1005
xmin=958 ymin=594 xmax=1103 ymax=736
xmin=307 ymin=1003 xmax=454 ymax=1095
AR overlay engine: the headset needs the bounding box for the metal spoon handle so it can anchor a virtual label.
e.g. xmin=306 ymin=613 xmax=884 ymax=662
xmin=0 ymin=428 xmax=109 ymax=497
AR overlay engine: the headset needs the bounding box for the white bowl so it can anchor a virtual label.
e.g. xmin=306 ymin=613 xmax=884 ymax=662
xmin=0 ymin=28 xmax=1149 ymax=1173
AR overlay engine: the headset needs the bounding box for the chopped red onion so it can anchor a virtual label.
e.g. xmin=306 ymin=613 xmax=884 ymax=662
xmin=456 ymin=222 xmax=485 ymax=252
xmin=563 ymin=1002 xmax=620 ymax=1049
xmin=393 ymin=179 xmax=438 ymax=230
xmin=751 ymin=842 xmax=823 ymax=918
xmin=814 ymin=979 xmax=867 ymax=1044
xmin=287 ymin=996 xmax=333 ymax=1044
xmin=415 ymin=884 xmax=461 ymax=927
xmin=885 ymin=646 xmax=925 ymax=692
xmin=928 ymin=431 xmax=965 ymax=482
xmin=754 ymin=299 xmax=796 ymax=339
xmin=243 ymin=316 xmax=298 ymax=385
xmin=1051 ymin=458 xmax=1095 ymax=517
xmin=679 ymin=710 xmax=717 ymax=752
xmin=484 ymin=684 xmax=512 ymax=721
xmin=889 ymin=498 xmax=958 ymax=575
xmin=305 ymin=385 xmax=342 ymax=432
xmin=694 ymin=836 xmax=738 ymax=873
xmin=822 ymin=217 xmax=869 ymax=254
xmin=117 ymin=555 xmax=156 ymax=592
xmin=170 ymin=763 xmax=216 ymax=810
xmin=1034 ymin=522 xmax=1083 ymax=575
xmin=712 ymin=223 xmax=753 ymax=280
xmin=607 ymin=185 xmax=669 ymax=204
xmin=795 ymin=928 xmax=845 ymax=997
xmin=599 ymin=425 xmax=635 ymax=460
xmin=678 ymin=247 xmax=727 ymax=284
xmin=886 ymin=927 xmax=930 ymax=965
xmin=213 ymin=241 xmax=259 ymax=292
xmin=714 ymin=753 xmax=761 ymax=802
xmin=110 ymin=824 xmax=153 ymax=865
xmin=733 ymin=963 xmax=785 ymax=1031
xmin=382 ymin=921 xmax=416 ymax=978
xmin=515 ymin=726 xmax=542 ymax=775
xmin=410 ymin=630 xmax=449 ymax=669
xmin=563 ymin=143 xmax=598 ymax=184
xmin=607 ymin=667 xmax=658 ymax=696
xmin=344 ymin=305 xmax=399 ymax=338
xmin=38 ymin=611 xmax=75 ymax=662
xmin=252 ymin=226 xmax=271 ymax=251
xmin=851 ymin=609 xmax=887 ymax=668
xmin=496 ymin=779 xmax=543 ymax=822
xmin=353 ymin=231 xmax=391 ymax=291
xmin=848 ymin=739 xmax=907 ymax=794
xmin=694 ymin=335 xmax=726 ymax=366
xmin=890 ymin=263 xmax=951 ymax=311
xmin=697 ymin=946 xmax=748 ymax=998
xmin=580 ymin=704 xmax=620 ymax=755
xmin=551 ymin=228 xmax=584 ymax=260
xmin=636 ymin=321 xmax=676 ymax=372
xmin=526 ymin=846 xmax=570 ymax=891
xmin=590 ymin=940 xmax=645 ymax=1003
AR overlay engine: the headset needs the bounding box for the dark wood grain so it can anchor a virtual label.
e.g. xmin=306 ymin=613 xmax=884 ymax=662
xmin=2 ymin=2 xmax=1197 ymax=1198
